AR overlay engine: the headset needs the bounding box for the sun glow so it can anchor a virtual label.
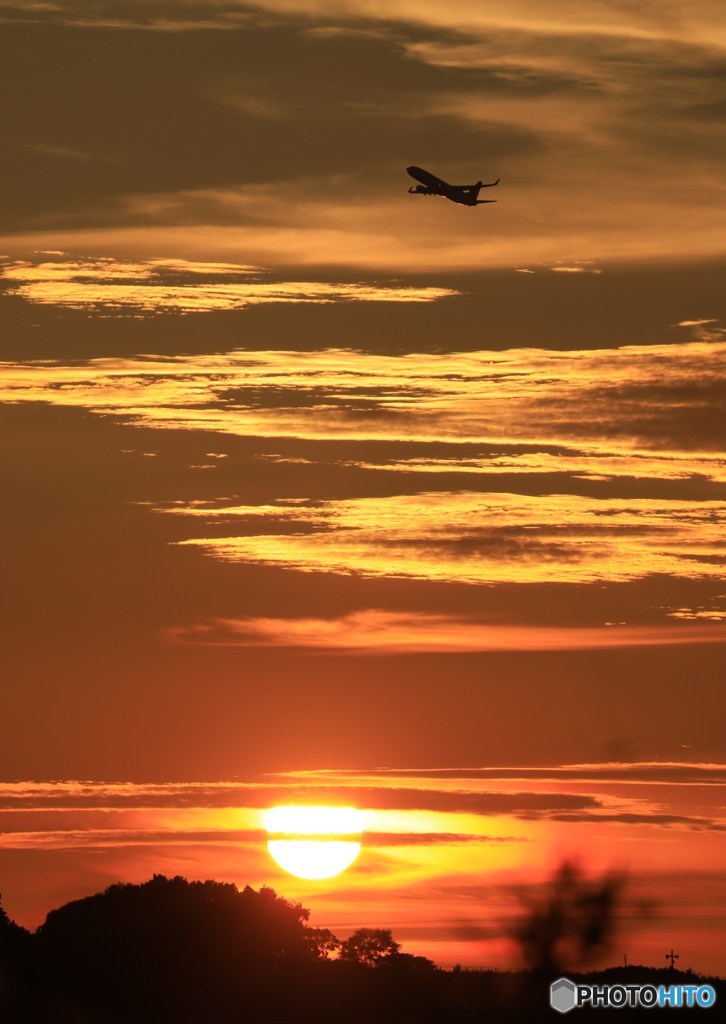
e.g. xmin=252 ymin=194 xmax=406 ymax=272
xmin=263 ymin=805 xmax=364 ymax=880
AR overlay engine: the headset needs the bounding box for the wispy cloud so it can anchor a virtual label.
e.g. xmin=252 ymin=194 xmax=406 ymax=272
xmin=1 ymin=340 xmax=722 ymax=594
xmin=175 ymin=491 xmax=724 ymax=585
xmin=289 ymin=762 xmax=726 ymax=786
xmin=2 ymin=769 xmax=724 ymax=839
xmin=549 ymin=811 xmax=726 ymax=831
xmin=550 ymin=262 xmax=602 ymax=274
xmin=20 ymin=1 xmax=720 ymax=49
xmin=166 ymin=610 xmax=726 ymax=652
xmin=0 ymin=256 xmax=456 ymax=312
xmin=1 ymin=339 xmax=723 ymax=454
xmin=677 ymin=603 xmax=726 ymax=619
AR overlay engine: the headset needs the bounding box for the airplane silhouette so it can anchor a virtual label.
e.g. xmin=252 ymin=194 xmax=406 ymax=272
xmin=406 ymin=165 xmax=499 ymax=207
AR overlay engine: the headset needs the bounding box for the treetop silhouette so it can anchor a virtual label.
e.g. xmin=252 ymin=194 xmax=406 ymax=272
xmin=339 ymin=927 xmax=400 ymax=967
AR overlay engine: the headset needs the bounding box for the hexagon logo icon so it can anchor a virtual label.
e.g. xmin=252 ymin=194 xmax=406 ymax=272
xmin=550 ymin=977 xmax=577 ymax=1014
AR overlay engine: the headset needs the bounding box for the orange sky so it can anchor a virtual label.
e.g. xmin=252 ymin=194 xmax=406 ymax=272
xmin=0 ymin=0 xmax=724 ymax=977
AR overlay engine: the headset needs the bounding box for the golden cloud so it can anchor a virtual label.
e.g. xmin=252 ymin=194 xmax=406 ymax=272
xmin=175 ymin=490 xmax=724 ymax=585
xmin=166 ymin=610 xmax=726 ymax=652
xmin=0 ymin=256 xmax=456 ymax=311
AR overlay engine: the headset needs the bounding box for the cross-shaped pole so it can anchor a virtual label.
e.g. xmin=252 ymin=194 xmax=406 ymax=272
xmin=666 ymin=949 xmax=679 ymax=969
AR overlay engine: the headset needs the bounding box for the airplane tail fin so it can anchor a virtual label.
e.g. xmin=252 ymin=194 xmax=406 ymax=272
xmin=472 ymin=178 xmax=499 ymax=202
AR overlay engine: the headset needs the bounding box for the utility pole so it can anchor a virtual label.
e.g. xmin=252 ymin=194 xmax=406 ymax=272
xmin=666 ymin=949 xmax=679 ymax=970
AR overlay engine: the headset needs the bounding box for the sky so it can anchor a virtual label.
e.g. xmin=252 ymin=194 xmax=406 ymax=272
xmin=0 ymin=0 xmax=725 ymax=973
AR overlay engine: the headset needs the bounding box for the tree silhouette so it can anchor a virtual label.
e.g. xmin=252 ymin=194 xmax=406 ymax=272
xmin=33 ymin=874 xmax=319 ymax=1020
xmin=0 ymin=892 xmax=31 ymax=1014
xmin=339 ymin=928 xmax=400 ymax=967
xmin=37 ymin=874 xmax=314 ymax=967
xmin=0 ymin=892 xmax=30 ymax=952
xmin=305 ymin=926 xmax=341 ymax=960
xmin=511 ymin=861 xmax=625 ymax=973
xmin=381 ymin=951 xmax=437 ymax=973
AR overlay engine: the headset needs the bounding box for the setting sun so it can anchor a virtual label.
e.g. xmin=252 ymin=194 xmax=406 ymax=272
xmin=263 ymin=806 xmax=364 ymax=880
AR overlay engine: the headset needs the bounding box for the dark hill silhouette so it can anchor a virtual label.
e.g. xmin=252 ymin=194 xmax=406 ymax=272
xmin=0 ymin=875 xmax=722 ymax=1023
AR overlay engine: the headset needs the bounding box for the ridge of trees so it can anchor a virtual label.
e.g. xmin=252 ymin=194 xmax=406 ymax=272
xmin=0 ymin=876 xmax=438 ymax=1022
xmin=0 ymin=871 xmax=722 ymax=1023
